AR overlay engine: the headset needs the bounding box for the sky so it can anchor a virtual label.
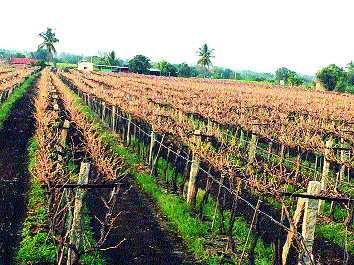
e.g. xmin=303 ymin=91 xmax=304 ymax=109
xmin=1 ymin=0 xmax=354 ymax=75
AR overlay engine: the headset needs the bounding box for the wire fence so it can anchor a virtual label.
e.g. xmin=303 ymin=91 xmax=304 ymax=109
xmin=68 ymin=84 xmax=320 ymax=264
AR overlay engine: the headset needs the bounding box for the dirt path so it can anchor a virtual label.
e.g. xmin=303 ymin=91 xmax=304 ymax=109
xmin=87 ymin=176 xmax=196 ymax=265
xmin=0 ymin=84 xmax=36 ymax=264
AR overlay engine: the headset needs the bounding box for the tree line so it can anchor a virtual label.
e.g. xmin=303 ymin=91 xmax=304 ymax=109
xmin=4 ymin=27 xmax=353 ymax=93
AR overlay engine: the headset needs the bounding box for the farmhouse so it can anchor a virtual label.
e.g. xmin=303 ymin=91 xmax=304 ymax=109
xmin=10 ymin=58 xmax=38 ymax=65
xmin=77 ymin=60 xmax=94 ymax=71
xmin=149 ymin=69 xmax=161 ymax=76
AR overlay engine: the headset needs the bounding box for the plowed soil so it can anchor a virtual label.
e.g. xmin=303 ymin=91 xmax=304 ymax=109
xmin=0 ymin=84 xmax=36 ymax=264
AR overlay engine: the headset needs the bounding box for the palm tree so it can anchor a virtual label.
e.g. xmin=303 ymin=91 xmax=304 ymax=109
xmin=196 ymin=43 xmax=215 ymax=69
xmin=105 ymin=51 xmax=121 ymax=66
xmin=38 ymin=27 xmax=59 ymax=63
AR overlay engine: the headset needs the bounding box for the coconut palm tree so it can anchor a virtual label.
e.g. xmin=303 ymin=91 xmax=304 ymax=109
xmin=196 ymin=43 xmax=215 ymax=69
xmin=38 ymin=27 xmax=59 ymax=63
xmin=105 ymin=51 xmax=122 ymax=66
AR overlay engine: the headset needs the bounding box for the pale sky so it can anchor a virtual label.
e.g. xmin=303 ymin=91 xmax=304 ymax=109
xmin=1 ymin=0 xmax=354 ymax=75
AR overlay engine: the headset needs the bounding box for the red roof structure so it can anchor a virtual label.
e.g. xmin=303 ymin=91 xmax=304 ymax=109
xmin=10 ymin=58 xmax=38 ymax=65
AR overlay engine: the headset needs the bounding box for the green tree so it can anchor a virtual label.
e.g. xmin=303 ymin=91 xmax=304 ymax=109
xmin=57 ymin=52 xmax=84 ymax=64
xmin=31 ymin=49 xmax=48 ymax=61
xmin=105 ymin=51 xmax=123 ymax=66
xmin=189 ymin=65 xmax=200 ymax=77
xmin=316 ymin=64 xmax=346 ymax=91
xmin=196 ymin=43 xmax=215 ymax=69
xmin=177 ymin=63 xmax=191 ymax=77
xmin=275 ymin=67 xmax=291 ymax=83
xmin=10 ymin=52 xmax=26 ymax=58
xmin=210 ymin=66 xmax=234 ymax=79
xmin=38 ymin=27 xmax=59 ymax=63
xmin=288 ymin=71 xmax=304 ymax=86
xmin=346 ymin=61 xmax=354 ymax=86
xmin=154 ymin=60 xmax=177 ymax=76
xmin=128 ymin=55 xmax=151 ymax=74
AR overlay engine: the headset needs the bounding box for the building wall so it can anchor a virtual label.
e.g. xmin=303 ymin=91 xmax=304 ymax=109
xmin=78 ymin=62 xmax=93 ymax=71
xmin=315 ymin=81 xmax=326 ymax=91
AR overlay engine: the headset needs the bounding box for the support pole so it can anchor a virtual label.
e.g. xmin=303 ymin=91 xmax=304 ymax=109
xmin=68 ymin=162 xmax=90 ymax=265
xmin=318 ymin=137 xmax=334 ymax=214
xmin=249 ymin=133 xmax=258 ymax=164
xmin=112 ymin=105 xmax=116 ymax=131
xmin=282 ymin=197 xmax=306 ymax=265
xmin=340 ymin=137 xmax=346 ymax=183
xmin=102 ymin=101 xmax=106 ymax=120
xmin=298 ymin=181 xmax=320 ymax=265
xmin=186 ymin=130 xmax=201 ymax=210
xmin=149 ymin=130 xmax=156 ymax=166
xmin=126 ymin=114 xmax=132 ymax=146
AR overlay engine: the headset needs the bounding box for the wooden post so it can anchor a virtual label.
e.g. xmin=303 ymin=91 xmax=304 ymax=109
xmin=149 ymin=130 xmax=156 ymax=165
xmin=225 ymin=178 xmax=242 ymax=252
xmin=207 ymin=119 xmax=213 ymax=135
xmin=102 ymin=101 xmax=106 ymax=120
xmin=68 ymin=162 xmax=90 ymax=265
xmin=318 ymin=137 xmax=333 ymax=214
xmin=282 ymin=197 xmax=306 ymax=265
xmin=267 ymin=141 xmax=273 ymax=161
xmin=112 ymin=105 xmax=116 ymax=131
xmin=249 ymin=133 xmax=258 ymax=164
xmin=126 ymin=114 xmax=132 ymax=146
xmin=57 ymin=120 xmax=70 ymax=161
xmin=298 ymin=181 xmax=321 ymax=265
xmin=186 ymin=130 xmax=201 ymax=210
xmin=295 ymin=148 xmax=302 ymax=180
xmin=178 ymin=110 xmax=183 ymax=123
xmin=279 ymin=144 xmax=285 ymax=167
xmin=340 ymin=137 xmax=346 ymax=183
xmin=239 ymin=129 xmax=244 ymax=148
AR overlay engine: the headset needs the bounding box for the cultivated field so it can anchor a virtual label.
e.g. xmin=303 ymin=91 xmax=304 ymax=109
xmin=0 ymin=63 xmax=353 ymax=265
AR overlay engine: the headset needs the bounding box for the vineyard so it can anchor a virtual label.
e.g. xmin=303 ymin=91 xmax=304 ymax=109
xmin=0 ymin=63 xmax=354 ymax=265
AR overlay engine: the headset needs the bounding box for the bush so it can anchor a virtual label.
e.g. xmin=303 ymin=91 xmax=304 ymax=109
xmin=36 ymin=60 xmax=46 ymax=68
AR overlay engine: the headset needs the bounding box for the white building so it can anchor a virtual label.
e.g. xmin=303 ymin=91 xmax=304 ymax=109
xmin=78 ymin=60 xmax=93 ymax=71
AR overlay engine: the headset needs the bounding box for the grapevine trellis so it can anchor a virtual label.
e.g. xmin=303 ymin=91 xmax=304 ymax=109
xmin=21 ymin=69 xmax=128 ymax=265
xmin=0 ymin=64 xmax=39 ymax=102
xmin=58 ymin=69 xmax=354 ymax=264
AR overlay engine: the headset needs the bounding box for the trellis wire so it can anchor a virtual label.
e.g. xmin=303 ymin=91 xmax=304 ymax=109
xmin=81 ymin=96 xmax=318 ymax=263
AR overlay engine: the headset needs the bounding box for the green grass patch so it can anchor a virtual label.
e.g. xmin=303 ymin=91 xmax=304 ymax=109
xmin=51 ymin=62 xmax=77 ymax=69
xmin=316 ymin=223 xmax=354 ymax=254
xmin=17 ymin=138 xmax=56 ymax=264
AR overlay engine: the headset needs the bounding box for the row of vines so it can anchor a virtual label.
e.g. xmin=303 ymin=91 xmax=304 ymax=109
xmin=57 ymin=69 xmax=354 ymax=264
xmin=18 ymin=69 xmax=126 ymax=265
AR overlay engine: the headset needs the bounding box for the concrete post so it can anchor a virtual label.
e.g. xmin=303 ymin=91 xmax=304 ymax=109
xmin=60 ymin=120 xmax=70 ymax=147
xmin=299 ymin=181 xmax=321 ymax=265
